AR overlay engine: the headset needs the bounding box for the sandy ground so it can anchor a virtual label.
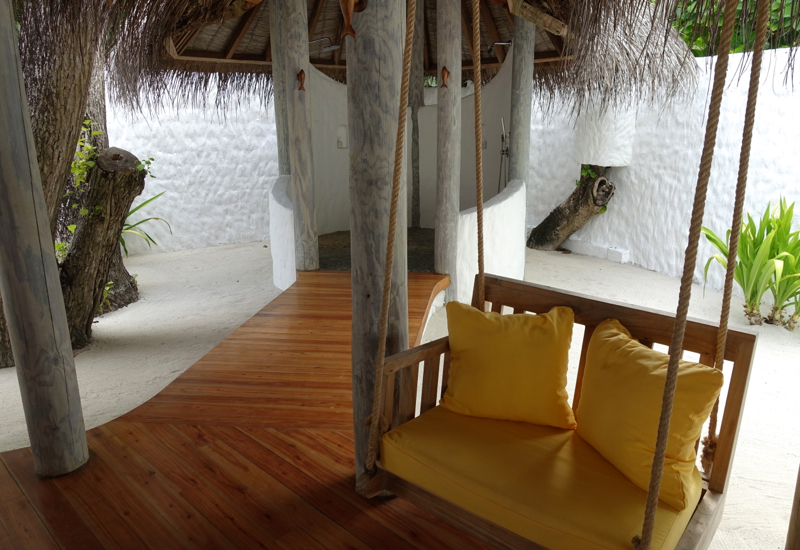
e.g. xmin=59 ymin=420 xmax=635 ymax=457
xmin=423 ymin=249 xmax=800 ymax=550
xmin=1 ymin=243 xmax=796 ymax=548
xmin=0 ymin=242 xmax=281 ymax=453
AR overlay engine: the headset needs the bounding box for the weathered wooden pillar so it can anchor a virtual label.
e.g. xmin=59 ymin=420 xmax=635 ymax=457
xmin=348 ymin=0 xmax=408 ymax=486
xmin=508 ymin=16 xmax=536 ymax=183
xmin=283 ymin=0 xmax=318 ymax=270
xmin=269 ymin=0 xmax=290 ymax=176
xmin=434 ymin=0 xmax=461 ymax=301
xmin=787 ymin=463 xmax=800 ymax=550
xmin=0 ymin=0 xmax=88 ymax=476
xmin=409 ymin=0 xmax=425 ymax=228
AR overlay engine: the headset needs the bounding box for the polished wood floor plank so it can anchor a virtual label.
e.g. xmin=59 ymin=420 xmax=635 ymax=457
xmin=0 ymin=272 xmax=491 ymax=549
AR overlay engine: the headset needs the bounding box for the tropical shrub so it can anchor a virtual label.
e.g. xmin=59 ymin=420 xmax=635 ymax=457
xmin=120 ymin=191 xmax=172 ymax=256
xmin=703 ymin=199 xmax=800 ymax=328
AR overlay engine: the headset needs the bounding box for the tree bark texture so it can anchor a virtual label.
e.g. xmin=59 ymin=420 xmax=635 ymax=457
xmin=282 ymin=0 xmax=318 ymax=270
xmin=508 ymin=16 xmax=536 ymax=183
xmin=410 ymin=0 xmax=425 ymax=229
xmin=60 ymin=148 xmax=145 ymax=349
xmin=0 ymin=298 xmax=13 ymax=369
xmin=0 ymin=0 xmax=89 ymax=475
xmin=17 ymin=0 xmax=108 ymax=236
xmin=56 ymin=50 xmax=110 ymax=247
xmin=268 ymin=0 xmax=291 ymax=176
xmin=347 ymin=0 xmax=408 ymax=490
xmin=104 ymin=243 xmax=139 ymax=314
xmin=434 ymin=0 xmax=461 ymax=302
xmin=526 ymin=166 xmax=615 ymax=250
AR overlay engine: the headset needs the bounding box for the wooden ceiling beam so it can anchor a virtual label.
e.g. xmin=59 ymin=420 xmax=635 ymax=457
xmin=461 ymin=1 xmax=477 ymax=67
xmin=225 ymin=2 xmax=262 ymax=59
xmin=423 ymin=8 xmax=431 ymax=71
xmin=308 ymin=0 xmax=327 ymax=40
xmin=546 ymin=31 xmax=564 ymax=55
xmin=479 ymin=0 xmax=505 ymax=63
xmin=175 ymin=27 xmax=201 ymax=55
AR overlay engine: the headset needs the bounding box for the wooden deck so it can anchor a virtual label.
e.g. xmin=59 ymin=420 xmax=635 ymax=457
xmin=0 ymin=270 xmax=493 ymax=550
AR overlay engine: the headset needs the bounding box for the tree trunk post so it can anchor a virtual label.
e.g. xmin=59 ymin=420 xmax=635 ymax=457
xmin=60 ymin=148 xmax=145 ymax=348
xmin=787 ymin=462 xmax=800 ymax=550
xmin=434 ymin=0 xmax=461 ymax=302
xmin=0 ymin=0 xmax=89 ymax=476
xmin=410 ymin=0 xmax=424 ymax=229
xmin=347 ymin=0 xmax=408 ymax=490
xmin=283 ymin=0 xmax=318 ymax=270
xmin=269 ymin=0 xmax=291 ymax=177
xmin=508 ymin=16 xmax=535 ymax=183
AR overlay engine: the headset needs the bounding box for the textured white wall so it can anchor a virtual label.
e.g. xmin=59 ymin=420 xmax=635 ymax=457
xmin=456 ymin=180 xmax=527 ymax=304
xmin=269 ymin=175 xmax=296 ymax=290
xmin=107 ymin=99 xmax=279 ymax=255
xmin=527 ymin=49 xmax=800 ymax=293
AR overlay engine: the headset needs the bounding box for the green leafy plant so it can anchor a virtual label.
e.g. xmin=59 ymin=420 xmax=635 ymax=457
xmin=703 ymin=199 xmax=800 ymax=327
xmin=97 ymin=281 xmax=114 ymax=315
xmin=120 ymin=191 xmax=172 ymax=256
xmin=136 ymin=157 xmax=156 ymax=178
xmin=70 ymin=120 xmax=103 ymax=191
xmin=674 ymin=1 xmax=799 ymax=57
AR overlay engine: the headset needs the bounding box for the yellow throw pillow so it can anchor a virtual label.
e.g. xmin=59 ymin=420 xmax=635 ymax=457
xmin=576 ymin=319 xmax=723 ymax=510
xmin=441 ymin=302 xmax=576 ymax=429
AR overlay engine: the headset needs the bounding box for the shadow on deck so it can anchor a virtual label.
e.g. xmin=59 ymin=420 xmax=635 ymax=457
xmin=0 ymin=271 xmax=493 ymax=550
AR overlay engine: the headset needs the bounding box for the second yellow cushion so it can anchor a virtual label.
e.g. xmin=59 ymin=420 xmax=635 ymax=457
xmin=441 ymin=302 xmax=576 ymax=429
xmin=576 ymin=319 xmax=724 ymax=510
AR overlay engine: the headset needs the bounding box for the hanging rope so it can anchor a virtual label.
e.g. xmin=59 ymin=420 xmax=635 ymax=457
xmin=364 ymin=0 xmax=417 ymax=474
xmin=632 ymin=0 xmax=739 ymax=548
xmin=701 ymin=0 xmax=770 ymax=472
xmin=472 ymin=0 xmax=485 ymax=310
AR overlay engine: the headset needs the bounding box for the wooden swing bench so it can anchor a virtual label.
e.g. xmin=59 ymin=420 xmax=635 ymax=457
xmin=366 ymin=274 xmax=757 ymax=550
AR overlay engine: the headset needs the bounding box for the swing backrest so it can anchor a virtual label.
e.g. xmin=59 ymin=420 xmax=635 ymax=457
xmin=382 ymin=273 xmax=756 ymax=498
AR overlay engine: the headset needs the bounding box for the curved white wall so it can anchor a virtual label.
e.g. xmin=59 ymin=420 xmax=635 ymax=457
xmin=269 ymin=175 xmax=296 ymax=290
xmin=527 ymin=49 xmax=800 ymax=293
xmin=456 ymin=179 xmax=527 ymax=304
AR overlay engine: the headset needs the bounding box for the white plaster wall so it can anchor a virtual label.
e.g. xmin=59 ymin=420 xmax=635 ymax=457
xmin=456 ymin=179 xmax=527 ymax=304
xmin=527 ymin=49 xmax=800 ymax=293
xmin=107 ymin=99 xmax=278 ymax=255
xmin=269 ymin=175 xmax=296 ymax=290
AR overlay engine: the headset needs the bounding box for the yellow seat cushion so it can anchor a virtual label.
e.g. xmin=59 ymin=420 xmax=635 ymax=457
xmin=576 ymin=319 xmax=723 ymax=510
xmin=382 ymin=406 xmax=700 ymax=550
xmin=441 ymin=302 xmax=576 ymax=429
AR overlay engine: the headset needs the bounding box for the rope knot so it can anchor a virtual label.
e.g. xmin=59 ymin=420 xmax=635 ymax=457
xmin=631 ymin=535 xmax=646 ymax=550
xmin=701 ymin=434 xmax=718 ymax=473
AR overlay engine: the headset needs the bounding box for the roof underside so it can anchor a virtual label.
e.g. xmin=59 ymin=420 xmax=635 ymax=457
xmin=171 ymin=0 xmax=565 ymax=84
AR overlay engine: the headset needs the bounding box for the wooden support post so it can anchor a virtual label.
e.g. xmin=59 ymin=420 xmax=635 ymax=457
xmin=410 ymin=0 xmax=425 ymax=228
xmin=0 ymin=0 xmax=88 ymax=477
xmin=787 ymin=463 xmax=800 ymax=550
xmin=283 ymin=0 xmax=319 ymax=270
xmin=268 ymin=0 xmax=290 ymax=176
xmin=480 ymin=0 xmax=505 ymax=63
xmin=435 ymin=0 xmax=461 ymax=302
xmin=347 ymin=0 xmax=408 ymax=489
xmin=508 ymin=15 xmax=535 ymax=183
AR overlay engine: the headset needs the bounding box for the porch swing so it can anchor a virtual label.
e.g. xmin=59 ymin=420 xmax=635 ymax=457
xmin=358 ymin=0 xmax=764 ymax=548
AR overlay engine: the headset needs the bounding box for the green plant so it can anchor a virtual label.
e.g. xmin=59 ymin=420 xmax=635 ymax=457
xmin=674 ymin=1 xmax=799 ymax=57
xmin=97 ymin=281 xmax=114 ymax=315
xmin=703 ymin=199 xmax=800 ymax=327
xmin=120 ymin=191 xmax=172 ymax=256
xmin=69 ymin=120 xmax=103 ymax=191
xmin=136 ymin=157 xmax=156 ymax=179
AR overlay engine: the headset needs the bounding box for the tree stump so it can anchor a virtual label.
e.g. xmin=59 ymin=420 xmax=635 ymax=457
xmin=103 ymin=243 xmax=139 ymax=314
xmin=526 ymin=166 xmax=615 ymax=251
xmin=60 ymin=147 xmax=145 ymax=348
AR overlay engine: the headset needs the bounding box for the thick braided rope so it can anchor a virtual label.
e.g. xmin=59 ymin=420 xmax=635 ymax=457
xmin=364 ymin=0 xmax=417 ymax=473
xmin=702 ymin=0 xmax=770 ymax=471
xmin=632 ymin=0 xmax=739 ymax=547
xmin=472 ymin=0 xmax=485 ymax=310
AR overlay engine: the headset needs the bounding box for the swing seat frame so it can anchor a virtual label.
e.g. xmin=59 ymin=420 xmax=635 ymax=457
xmin=367 ymin=274 xmax=757 ymax=550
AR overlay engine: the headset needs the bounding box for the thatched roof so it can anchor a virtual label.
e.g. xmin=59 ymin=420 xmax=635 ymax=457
xmin=103 ymin=0 xmax=800 ymax=114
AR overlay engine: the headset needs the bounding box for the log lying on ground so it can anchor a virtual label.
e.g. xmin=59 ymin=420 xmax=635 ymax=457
xmin=60 ymin=147 xmax=144 ymax=348
xmin=526 ymin=166 xmax=615 ymax=251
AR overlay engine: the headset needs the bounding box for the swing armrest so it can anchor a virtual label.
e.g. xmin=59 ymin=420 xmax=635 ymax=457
xmin=383 ymin=337 xmax=451 ymax=430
